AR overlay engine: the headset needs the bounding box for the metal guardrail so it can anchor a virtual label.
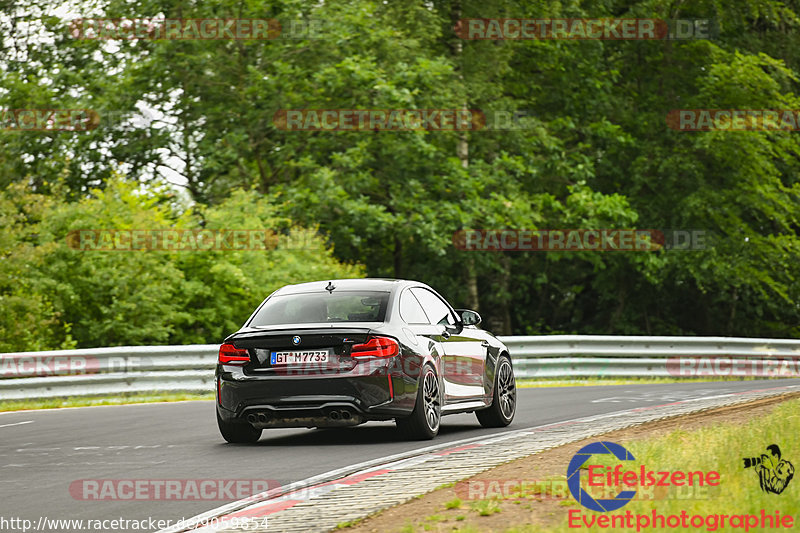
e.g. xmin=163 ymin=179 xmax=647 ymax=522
xmin=501 ymin=335 xmax=800 ymax=378
xmin=0 ymin=346 xmax=218 ymax=400
xmin=2 ymin=336 xmax=799 ymax=400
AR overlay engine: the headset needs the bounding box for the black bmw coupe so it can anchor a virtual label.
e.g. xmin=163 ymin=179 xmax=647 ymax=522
xmin=215 ymin=278 xmax=516 ymax=442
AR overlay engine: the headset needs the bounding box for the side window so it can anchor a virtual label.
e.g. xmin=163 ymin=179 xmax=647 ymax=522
xmin=399 ymin=290 xmax=430 ymax=324
xmin=411 ymin=288 xmax=456 ymax=327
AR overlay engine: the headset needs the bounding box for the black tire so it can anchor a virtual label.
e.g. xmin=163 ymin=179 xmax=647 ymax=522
xmin=396 ymin=364 xmax=441 ymax=440
xmin=476 ymin=354 xmax=516 ymax=428
xmin=217 ymin=411 xmax=262 ymax=444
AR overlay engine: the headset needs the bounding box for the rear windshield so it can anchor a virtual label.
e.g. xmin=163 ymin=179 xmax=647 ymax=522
xmin=248 ymin=291 xmax=390 ymax=326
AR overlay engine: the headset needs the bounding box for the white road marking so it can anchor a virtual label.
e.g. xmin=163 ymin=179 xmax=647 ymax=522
xmin=0 ymin=421 xmax=32 ymax=429
xmin=591 ymin=388 xmax=739 ymax=403
xmin=3 ymin=461 xmax=168 ymax=467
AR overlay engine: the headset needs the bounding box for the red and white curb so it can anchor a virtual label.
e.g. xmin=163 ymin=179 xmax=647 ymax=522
xmin=158 ymin=384 xmax=800 ymax=533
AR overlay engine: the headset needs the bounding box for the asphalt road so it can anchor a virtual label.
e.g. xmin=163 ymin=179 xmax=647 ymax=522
xmin=2 ymin=379 xmax=798 ymax=532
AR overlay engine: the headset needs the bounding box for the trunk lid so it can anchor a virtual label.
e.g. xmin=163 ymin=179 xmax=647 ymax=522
xmin=229 ymin=324 xmax=373 ymax=375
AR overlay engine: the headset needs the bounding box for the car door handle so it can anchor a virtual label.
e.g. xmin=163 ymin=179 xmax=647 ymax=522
xmin=441 ymin=330 xmax=451 ymax=339
xmin=481 ymin=341 xmax=490 ymax=348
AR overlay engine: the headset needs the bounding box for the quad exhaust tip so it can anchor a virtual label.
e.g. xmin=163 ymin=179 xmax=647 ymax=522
xmin=248 ymin=409 xmax=355 ymax=424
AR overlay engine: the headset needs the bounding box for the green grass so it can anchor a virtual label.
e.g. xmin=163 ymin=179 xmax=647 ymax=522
xmin=0 ymin=391 xmax=214 ymax=412
xmin=445 ymin=497 xmax=463 ymax=510
xmin=500 ymin=396 xmax=800 ymax=532
xmin=516 ymin=376 xmax=773 ymax=388
xmin=470 ymin=499 xmax=502 ymax=516
xmin=336 ymin=517 xmax=367 ymax=529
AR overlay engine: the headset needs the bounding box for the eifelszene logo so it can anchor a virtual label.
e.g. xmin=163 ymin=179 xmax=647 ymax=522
xmin=743 ymin=444 xmax=794 ymax=494
xmin=567 ymin=441 xmax=721 ymax=513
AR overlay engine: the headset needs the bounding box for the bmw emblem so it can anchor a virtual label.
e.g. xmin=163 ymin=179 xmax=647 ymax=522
xmin=292 ymin=336 xmax=301 ymax=345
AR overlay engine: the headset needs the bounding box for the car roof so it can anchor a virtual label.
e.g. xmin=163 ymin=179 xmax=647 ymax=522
xmin=272 ymin=278 xmax=424 ymax=295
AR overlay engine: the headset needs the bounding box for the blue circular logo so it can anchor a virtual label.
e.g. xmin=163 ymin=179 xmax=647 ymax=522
xmin=292 ymin=336 xmax=301 ymax=345
xmin=567 ymin=441 xmax=636 ymax=512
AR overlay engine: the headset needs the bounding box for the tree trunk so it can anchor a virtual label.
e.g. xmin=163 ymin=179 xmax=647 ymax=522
xmin=450 ymin=0 xmax=480 ymax=312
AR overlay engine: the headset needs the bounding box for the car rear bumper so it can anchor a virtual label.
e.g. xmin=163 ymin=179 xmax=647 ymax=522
xmin=216 ymin=359 xmax=422 ymax=428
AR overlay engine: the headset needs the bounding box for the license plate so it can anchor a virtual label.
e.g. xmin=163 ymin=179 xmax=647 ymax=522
xmin=270 ymin=350 xmax=330 ymax=365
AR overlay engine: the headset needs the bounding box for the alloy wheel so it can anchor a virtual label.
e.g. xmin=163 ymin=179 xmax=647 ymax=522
xmin=423 ymin=370 xmax=441 ymax=431
xmin=497 ymin=360 xmax=516 ymax=419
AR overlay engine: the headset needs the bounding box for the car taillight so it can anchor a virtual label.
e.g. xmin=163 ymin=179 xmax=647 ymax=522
xmin=219 ymin=343 xmax=250 ymax=365
xmin=351 ymin=336 xmax=399 ymax=358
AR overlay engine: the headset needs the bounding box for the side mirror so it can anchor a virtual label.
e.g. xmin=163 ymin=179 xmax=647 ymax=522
xmin=456 ymin=309 xmax=482 ymax=327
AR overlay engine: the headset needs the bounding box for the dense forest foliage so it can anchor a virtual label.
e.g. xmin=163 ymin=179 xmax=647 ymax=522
xmin=2 ymin=0 xmax=800 ymax=351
